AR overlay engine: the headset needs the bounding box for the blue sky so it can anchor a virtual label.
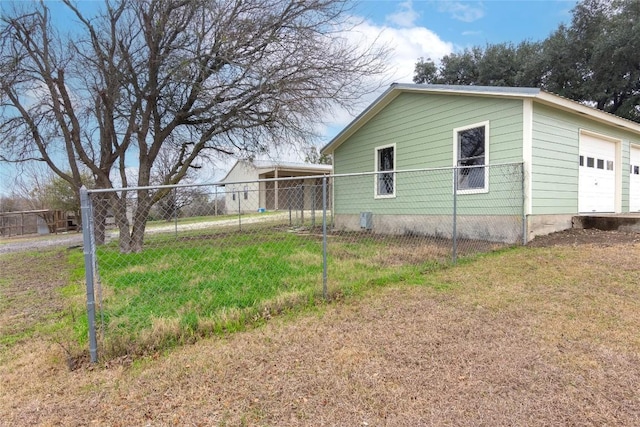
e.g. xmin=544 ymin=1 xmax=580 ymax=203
xmin=0 ymin=0 xmax=578 ymax=194
xmin=349 ymin=0 xmax=577 ymax=83
xmin=359 ymin=1 xmax=576 ymax=48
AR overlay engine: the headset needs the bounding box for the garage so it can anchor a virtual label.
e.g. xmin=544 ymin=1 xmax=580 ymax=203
xmin=578 ymin=133 xmax=617 ymax=213
xmin=630 ymin=145 xmax=640 ymax=211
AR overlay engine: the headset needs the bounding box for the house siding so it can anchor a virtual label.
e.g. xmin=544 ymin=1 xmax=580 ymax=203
xmin=222 ymin=162 xmax=261 ymax=213
xmin=333 ymin=93 xmax=524 ymax=216
xmin=531 ymin=104 xmax=640 ymax=214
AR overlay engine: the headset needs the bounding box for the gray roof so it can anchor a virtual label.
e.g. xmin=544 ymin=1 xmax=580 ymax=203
xmin=391 ymin=83 xmax=541 ymax=96
xmin=252 ymin=160 xmax=332 ymax=172
xmin=219 ymin=159 xmax=332 ymax=183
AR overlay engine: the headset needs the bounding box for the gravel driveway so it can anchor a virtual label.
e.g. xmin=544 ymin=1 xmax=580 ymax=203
xmin=0 ymin=212 xmax=292 ymax=255
xmin=0 ymin=234 xmax=84 ymax=255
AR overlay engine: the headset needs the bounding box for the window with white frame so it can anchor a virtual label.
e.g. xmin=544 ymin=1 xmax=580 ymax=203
xmin=454 ymin=122 xmax=489 ymax=193
xmin=375 ymin=144 xmax=395 ymax=197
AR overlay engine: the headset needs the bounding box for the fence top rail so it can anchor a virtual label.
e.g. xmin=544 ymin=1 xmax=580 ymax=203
xmin=0 ymin=209 xmax=51 ymax=216
xmin=84 ymin=162 xmax=523 ymax=195
xmin=84 ymin=174 xmax=330 ymax=194
xmin=330 ymin=162 xmax=523 ymax=179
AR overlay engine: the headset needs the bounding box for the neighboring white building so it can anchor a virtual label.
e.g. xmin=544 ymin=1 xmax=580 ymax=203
xmin=219 ymin=160 xmax=332 ymax=214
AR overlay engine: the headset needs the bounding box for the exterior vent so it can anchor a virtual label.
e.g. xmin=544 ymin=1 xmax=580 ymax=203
xmin=360 ymin=212 xmax=373 ymax=230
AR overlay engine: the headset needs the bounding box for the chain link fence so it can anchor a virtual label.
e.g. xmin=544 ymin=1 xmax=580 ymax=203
xmin=81 ymin=163 xmax=524 ymax=361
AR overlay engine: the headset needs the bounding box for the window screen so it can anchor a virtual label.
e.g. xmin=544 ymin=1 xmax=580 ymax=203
xmin=457 ymin=126 xmax=485 ymax=190
xmin=376 ymin=146 xmax=394 ymax=196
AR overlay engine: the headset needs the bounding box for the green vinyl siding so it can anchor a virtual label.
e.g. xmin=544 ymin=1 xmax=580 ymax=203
xmin=332 ymin=166 xmax=522 ymax=216
xmin=333 ymin=93 xmax=524 ymax=215
xmin=531 ymin=104 xmax=640 ymax=214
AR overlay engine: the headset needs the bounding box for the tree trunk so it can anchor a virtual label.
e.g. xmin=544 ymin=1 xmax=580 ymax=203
xmin=92 ymin=194 xmax=109 ymax=246
xmin=110 ymin=192 xmax=132 ymax=253
xmin=130 ymin=193 xmax=152 ymax=253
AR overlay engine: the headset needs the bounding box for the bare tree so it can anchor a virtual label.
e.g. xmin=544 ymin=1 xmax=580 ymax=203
xmin=0 ymin=0 xmax=388 ymax=252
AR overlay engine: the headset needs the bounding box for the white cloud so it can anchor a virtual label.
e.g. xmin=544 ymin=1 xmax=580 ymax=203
xmin=342 ymin=18 xmax=453 ymax=85
xmin=386 ymin=0 xmax=420 ymax=28
xmin=437 ymin=2 xmax=485 ymax=23
xmin=323 ymin=18 xmax=453 ymax=135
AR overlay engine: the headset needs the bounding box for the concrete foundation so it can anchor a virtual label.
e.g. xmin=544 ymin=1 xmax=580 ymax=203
xmin=333 ymin=214 xmax=524 ymax=244
xmin=572 ymin=214 xmax=640 ymax=233
xmin=333 ymin=213 xmax=640 ymax=245
xmin=526 ymin=214 xmax=574 ymax=242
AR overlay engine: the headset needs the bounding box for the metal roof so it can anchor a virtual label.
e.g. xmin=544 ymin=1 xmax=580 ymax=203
xmin=219 ymin=159 xmax=332 ymax=183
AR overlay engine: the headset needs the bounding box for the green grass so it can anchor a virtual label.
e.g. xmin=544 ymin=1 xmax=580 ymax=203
xmin=91 ymin=229 xmax=453 ymax=358
xmin=3 ymin=226 xmax=496 ymax=361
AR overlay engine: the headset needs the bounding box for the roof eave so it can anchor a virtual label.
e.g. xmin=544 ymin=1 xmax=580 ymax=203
xmin=534 ymin=92 xmax=640 ymax=134
xmin=321 ymin=84 xmax=640 ymax=155
xmin=320 ymin=84 xmax=541 ymax=155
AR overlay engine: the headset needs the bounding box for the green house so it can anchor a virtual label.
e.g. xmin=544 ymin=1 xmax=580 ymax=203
xmin=321 ymin=84 xmax=640 ymax=243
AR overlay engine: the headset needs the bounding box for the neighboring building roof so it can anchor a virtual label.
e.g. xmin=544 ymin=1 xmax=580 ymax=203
xmin=219 ymin=159 xmax=332 ymax=183
xmin=251 ymin=159 xmax=332 ymax=173
xmin=321 ymin=83 xmax=640 ymax=154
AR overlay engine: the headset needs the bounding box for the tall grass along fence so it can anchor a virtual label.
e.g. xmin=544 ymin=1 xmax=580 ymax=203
xmin=80 ymin=163 xmax=524 ymax=362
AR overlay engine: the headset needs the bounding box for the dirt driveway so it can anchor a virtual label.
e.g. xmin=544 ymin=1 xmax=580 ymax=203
xmin=1 ymin=229 xmax=640 ymax=426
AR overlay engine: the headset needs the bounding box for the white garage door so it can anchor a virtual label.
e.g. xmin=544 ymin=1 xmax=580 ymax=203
xmin=630 ymin=146 xmax=640 ymax=211
xmin=578 ymin=134 xmax=616 ymax=213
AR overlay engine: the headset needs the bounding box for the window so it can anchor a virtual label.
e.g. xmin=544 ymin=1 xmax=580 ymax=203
xmin=587 ymin=157 xmax=594 ymax=168
xmin=243 ymin=186 xmax=249 ymax=200
xmin=579 ymin=155 xmax=584 ymax=166
xmin=597 ymin=159 xmax=604 ymax=169
xmin=454 ymin=122 xmax=488 ymax=193
xmin=607 ymin=160 xmax=614 ymax=171
xmin=375 ymin=144 xmax=395 ymax=197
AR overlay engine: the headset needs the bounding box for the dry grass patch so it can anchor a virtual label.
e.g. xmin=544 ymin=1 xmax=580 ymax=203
xmin=0 ymin=249 xmax=81 ymax=351
xmin=373 ymin=242 xmax=450 ymax=266
xmin=440 ymin=244 xmax=640 ymax=352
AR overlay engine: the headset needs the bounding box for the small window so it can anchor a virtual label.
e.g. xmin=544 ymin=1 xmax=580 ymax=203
xmin=587 ymin=157 xmax=595 ymax=168
xmin=243 ymin=186 xmax=249 ymax=200
xmin=635 ymin=165 xmax=640 ymax=175
xmin=579 ymin=155 xmax=584 ymax=166
xmin=606 ymin=160 xmax=614 ymax=171
xmin=455 ymin=123 xmax=487 ymax=192
xmin=375 ymin=144 xmax=395 ymax=197
xmin=232 ymin=192 xmax=236 ymax=201
xmin=597 ymin=159 xmax=604 ymax=169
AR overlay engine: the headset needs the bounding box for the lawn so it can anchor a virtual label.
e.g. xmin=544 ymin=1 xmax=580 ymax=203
xmin=92 ymin=228 xmax=449 ymax=357
xmin=1 ymin=230 xmax=639 ymax=425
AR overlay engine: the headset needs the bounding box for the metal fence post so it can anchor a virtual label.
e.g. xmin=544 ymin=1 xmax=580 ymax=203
xmin=80 ymin=187 xmax=98 ymax=363
xmin=322 ymin=176 xmax=328 ymax=300
xmin=452 ymin=168 xmax=458 ymax=264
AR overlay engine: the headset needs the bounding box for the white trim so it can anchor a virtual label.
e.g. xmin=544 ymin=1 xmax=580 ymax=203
xmin=523 ymin=99 xmax=533 ymax=216
xmin=374 ymin=143 xmax=396 ymax=199
xmin=453 ymin=121 xmax=490 ymax=194
xmin=629 ymin=143 xmax=640 ymax=211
